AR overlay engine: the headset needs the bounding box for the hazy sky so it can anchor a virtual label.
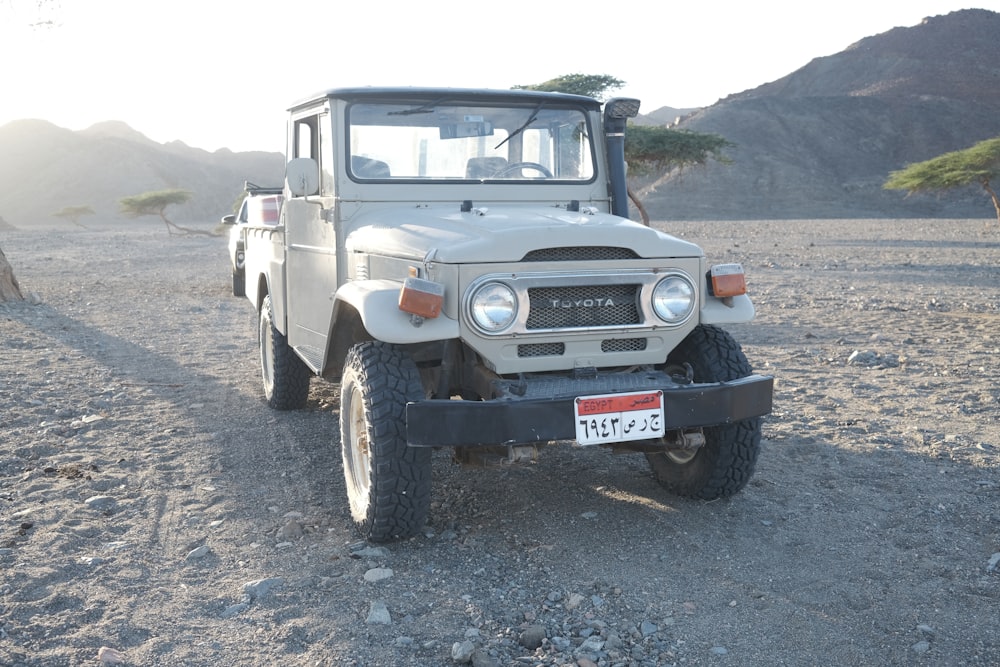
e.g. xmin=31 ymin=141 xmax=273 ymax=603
xmin=2 ymin=0 xmax=995 ymax=153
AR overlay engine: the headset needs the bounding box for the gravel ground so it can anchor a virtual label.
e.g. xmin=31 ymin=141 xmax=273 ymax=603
xmin=1 ymin=218 xmax=998 ymax=667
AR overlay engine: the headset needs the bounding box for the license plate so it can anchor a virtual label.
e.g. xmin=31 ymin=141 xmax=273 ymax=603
xmin=574 ymin=390 xmax=664 ymax=446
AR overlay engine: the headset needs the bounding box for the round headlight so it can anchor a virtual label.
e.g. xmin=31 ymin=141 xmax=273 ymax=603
xmin=469 ymin=282 xmax=518 ymax=332
xmin=652 ymin=275 xmax=695 ymax=324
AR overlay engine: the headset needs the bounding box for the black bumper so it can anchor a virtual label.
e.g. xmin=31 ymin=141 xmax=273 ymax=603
xmin=406 ymin=373 xmax=773 ymax=448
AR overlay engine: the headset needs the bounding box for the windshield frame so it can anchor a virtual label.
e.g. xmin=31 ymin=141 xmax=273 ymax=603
xmin=343 ymin=96 xmax=598 ymax=185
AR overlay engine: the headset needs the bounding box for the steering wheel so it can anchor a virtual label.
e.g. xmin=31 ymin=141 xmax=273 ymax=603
xmin=494 ymin=162 xmax=553 ymax=178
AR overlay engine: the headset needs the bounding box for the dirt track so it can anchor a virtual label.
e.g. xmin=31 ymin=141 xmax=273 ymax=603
xmin=1 ymin=218 xmax=998 ymax=666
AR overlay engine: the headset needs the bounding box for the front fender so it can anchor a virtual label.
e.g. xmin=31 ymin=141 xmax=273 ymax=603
xmin=700 ymin=294 xmax=756 ymax=325
xmin=334 ymin=280 xmax=460 ymax=344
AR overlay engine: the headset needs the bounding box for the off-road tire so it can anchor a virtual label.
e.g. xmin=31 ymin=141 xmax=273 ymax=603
xmin=340 ymin=341 xmax=431 ymax=542
xmin=646 ymin=324 xmax=762 ymax=499
xmin=232 ymin=268 xmax=245 ymax=297
xmin=258 ymin=294 xmax=311 ymax=410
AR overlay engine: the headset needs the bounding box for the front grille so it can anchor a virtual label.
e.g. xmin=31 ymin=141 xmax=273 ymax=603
xmin=602 ymin=338 xmax=647 ymax=353
xmin=522 ymin=246 xmax=639 ymax=262
xmin=526 ymin=284 xmax=641 ymax=330
xmin=517 ymin=343 xmax=566 ymax=357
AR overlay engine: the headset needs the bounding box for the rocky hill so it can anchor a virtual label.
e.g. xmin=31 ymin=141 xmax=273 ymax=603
xmin=0 ymin=120 xmax=283 ymax=228
xmin=639 ymin=8 xmax=1000 ymax=220
xmin=1 ymin=9 xmax=998 ymax=226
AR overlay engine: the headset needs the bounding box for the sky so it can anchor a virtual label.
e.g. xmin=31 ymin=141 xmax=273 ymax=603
xmin=2 ymin=0 xmax=997 ymax=154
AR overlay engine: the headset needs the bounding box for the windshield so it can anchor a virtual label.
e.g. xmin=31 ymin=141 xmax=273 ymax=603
xmin=346 ymin=100 xmax=595 ymax=182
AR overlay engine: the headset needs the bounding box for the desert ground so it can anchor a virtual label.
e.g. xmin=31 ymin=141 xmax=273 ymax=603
xmin=0 ymin=218 xmax=997 ymax=666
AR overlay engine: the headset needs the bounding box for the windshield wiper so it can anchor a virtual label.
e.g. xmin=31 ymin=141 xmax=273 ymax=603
xmin=495 ymin=101 xmax=544 ymax=149
xmin=387 ymin=97 xmax=448 ymax=116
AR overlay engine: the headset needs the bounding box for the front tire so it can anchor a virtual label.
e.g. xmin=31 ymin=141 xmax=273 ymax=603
xmin=646 ymin=325 xmax=762 ymax=499
xmin=340 ymin=342 xmax=431 ymax=542
xmin=258 ymin=294 xmax=311 ymax=410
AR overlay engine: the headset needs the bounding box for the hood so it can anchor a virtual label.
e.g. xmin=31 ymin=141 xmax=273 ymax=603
xmin=344 ymin=204 xmax=703 ymax=263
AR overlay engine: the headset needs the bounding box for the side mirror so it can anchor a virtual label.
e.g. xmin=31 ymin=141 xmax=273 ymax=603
xmin=221 ymin=214 xmax=236 ymax=225
xmin=286 ymin=157 xmax=319 ymax=197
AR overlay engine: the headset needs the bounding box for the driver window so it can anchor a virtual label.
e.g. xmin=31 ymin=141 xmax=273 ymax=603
xmin=293 ymin=116 xmax=321 ymax=196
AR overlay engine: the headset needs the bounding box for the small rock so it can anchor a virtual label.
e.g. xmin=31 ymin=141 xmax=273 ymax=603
xmin=242 ymin=577 xmax=283 ymax=600
xmin=363 ymin=567 xmax=394 ymax=583
xmin=710 ymin=646 xmax=729 ymax=655
xmin=471 ymin=649 xmax=498 ymax=667
xmin=576 ymin=659 xmax=598 ymax=667
xmin=451 ymin=640 xmax=476 ymax=663
xmin=277 ymin=520 xmax=303 ymax=540
xmin=640 ymin=620 xmax=658 ymax=637
xmin=580 ymin=511 xmax=598 ymax=519
xmin=518 ymin=624 xmax=546 ymax=650
xmin=220 ymin=602 xmax=248 ymax=619
xmin=97 ymin=646 xmax=125 ymax=664
xmin=366 ymin=599 xmax=392 ymax=625
xmin=80 ymin=556 xmax=105 ymax=566
xmin=185 ymin=545 xmax=211 ymax=561
xmin=911 ymin=640 xmax=931 ymax=654
xmin=987 ymin=553 xmax=1000 ymax=573
xmin=916 ymin=624 xmax=935 ymax=636
xmin=565 ymin=592 xmax=586 ymax=610
xmin=574 ymin=635 xmax=604 ymax=657
xmin=84 ymin=496 xmax=116 ymax=512
xmin=351 ymin=546 xmax=391 ymax=558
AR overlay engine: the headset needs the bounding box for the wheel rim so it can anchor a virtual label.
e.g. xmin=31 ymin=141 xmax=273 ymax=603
xmin=344 ymin=384 xmax=372 ymax=521
xmin=260 ymin=316 xmax=274 ymax=395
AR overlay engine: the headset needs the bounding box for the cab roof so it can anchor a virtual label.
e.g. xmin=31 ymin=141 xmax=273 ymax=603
xmin=288 ymin=86 xmax=603 ymax=113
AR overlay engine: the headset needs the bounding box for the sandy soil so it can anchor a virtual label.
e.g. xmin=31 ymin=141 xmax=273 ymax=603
xmin=1 ymin=218 xmax=997 ymax=667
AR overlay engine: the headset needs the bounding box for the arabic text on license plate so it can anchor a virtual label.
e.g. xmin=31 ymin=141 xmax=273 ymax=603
xmin=574 ymin=390 xmax=664 ymax=446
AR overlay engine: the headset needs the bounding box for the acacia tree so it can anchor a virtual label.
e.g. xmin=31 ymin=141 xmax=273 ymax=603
xmin=515 ymin=74 xmax=626 ymax=99
xmin=53 ymin=205 xmax=95 ymax=228
xmin=119 ymin=189 xmax=213 ymax=236
xmin=516 ymin=74 xmax=733 ymax=224
xmin=884 ymin=136 xmax=1000 ymax=223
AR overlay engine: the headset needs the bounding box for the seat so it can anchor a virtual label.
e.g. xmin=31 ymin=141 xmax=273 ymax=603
xmin=351 ymin=156 xmax=391 ymax=179
xmin=466 ymin=157 xmax=508 ymax=179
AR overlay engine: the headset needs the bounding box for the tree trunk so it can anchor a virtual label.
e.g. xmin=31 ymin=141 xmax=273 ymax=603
xmin=158 ymin=211 xmax=217 ymax=237
xmin=628 ymin=187 xmax=651 ymax=226
xmin=0 ymin=244 xmax=24 ymax=302
xmin=981 ymin=178 xmax=1000 ymax=224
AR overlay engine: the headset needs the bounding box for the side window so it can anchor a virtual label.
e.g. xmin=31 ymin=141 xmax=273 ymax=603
xmin=293 ymin=116 xmax=321 ymax=196
xmin=293 ymin=114 xmax=333 ymax=195
xmin=294 ymin=117 xmax=318 ymax=160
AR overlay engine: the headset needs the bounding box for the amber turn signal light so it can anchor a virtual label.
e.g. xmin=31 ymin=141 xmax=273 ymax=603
xmin=709 ymin=263 xmax=747 ymax=298
xmin=398 ymin=277 xmax=444 ymax=319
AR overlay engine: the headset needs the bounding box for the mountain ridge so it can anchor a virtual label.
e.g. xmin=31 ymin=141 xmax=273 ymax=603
xmin=640 ymin=8 xmax=1000 ymax=220
xmin=1 ymin=8 xmax=998 ymax=226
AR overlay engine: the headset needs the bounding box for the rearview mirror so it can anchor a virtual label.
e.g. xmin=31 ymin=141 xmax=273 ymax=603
xmin=440 ymin=120 xmax=494 ymax=139
xmin=286 ymin=158 xmax=319 ymax=197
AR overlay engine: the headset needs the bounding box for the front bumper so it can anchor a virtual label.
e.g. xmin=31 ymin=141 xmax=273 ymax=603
xmin=406 ymin=371 xmax=773 ymax=448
